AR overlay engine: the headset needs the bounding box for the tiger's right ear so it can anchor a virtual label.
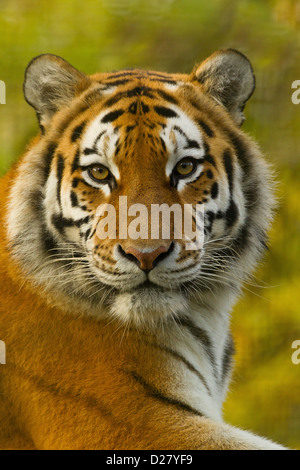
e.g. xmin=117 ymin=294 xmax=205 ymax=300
xmin=24 ymin=54 xmax=91 ymax=130
xmin=194 ymin=49 xmax=255 ymax=126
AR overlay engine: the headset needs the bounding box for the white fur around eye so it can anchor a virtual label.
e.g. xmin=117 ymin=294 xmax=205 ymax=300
xmin=162 ymin=107 xmax=205 ymax=184
xmin=80 ymin=112 xmax=121 ymax=182
xmin=81 ymin=167 xmax=112 ymax=196
xmin=176 ymin=161 xmax=204 ymax=192
xmin=86 ymin=179 xmax=111 ymax=196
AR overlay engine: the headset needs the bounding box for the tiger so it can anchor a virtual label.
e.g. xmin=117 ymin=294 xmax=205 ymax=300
xmin=0 ymin=49 xmax=287 ymax=450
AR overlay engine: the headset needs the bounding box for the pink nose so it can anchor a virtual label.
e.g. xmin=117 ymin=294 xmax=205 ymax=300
xmin=124 ymin=245 xmax=171 ymax=271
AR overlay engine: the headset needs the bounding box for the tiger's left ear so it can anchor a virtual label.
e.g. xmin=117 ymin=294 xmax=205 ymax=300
xmin=194 ymin=49 xmax=255 ymax=126
xmin=24 ymin=54 xmax=91 ymax=130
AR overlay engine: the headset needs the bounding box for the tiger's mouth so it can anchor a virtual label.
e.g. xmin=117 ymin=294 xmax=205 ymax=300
xmin=88 ymin=252 xmax=203 ymax=296
xmin=129 ymin=279 xmax=169 ymax=292
xmin=113 ymin=278 xmax=173 ymax=295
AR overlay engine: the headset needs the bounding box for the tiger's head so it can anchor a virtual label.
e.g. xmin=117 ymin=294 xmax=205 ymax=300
xmin=7 ymin=50 xmax=274 ymax=327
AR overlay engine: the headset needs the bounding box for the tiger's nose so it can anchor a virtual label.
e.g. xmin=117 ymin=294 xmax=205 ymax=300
xmin=119 ymin=243 xmax=174 ymax=272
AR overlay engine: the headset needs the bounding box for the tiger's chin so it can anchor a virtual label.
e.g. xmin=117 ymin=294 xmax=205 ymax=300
xmin=109 ymin=288 xmax=188 ymax=327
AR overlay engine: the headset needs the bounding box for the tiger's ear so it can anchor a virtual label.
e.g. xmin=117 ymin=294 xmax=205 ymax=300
xmin=194 ymin=49 xmax=255 ymax=126
xmin=24 ymin=54 xmax=91 ymax=129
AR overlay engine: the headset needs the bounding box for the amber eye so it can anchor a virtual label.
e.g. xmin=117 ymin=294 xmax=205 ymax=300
xmin=175 ymin=158 xmax=196 ymax=176
xmin=88 ymin=164 xmax=110 ymax=182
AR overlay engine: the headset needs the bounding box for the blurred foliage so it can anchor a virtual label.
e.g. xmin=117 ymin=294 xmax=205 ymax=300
xmin=0 ymin=0 xmax=299 ymax=449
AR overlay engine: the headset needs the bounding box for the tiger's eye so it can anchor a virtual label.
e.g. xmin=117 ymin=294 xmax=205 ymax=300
xmin=176 ymin=159 xmax=195 ymax=176
xmin=89 ymin=165 xmax=109 ymax=181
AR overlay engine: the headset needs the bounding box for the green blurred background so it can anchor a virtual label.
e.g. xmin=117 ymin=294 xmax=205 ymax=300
xmin=0 ymin=0 xmax=299 ymax=449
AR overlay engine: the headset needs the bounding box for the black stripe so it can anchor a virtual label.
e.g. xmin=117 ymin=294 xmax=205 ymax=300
xmin=126 ymin=125 xmax=136 ymax=133
xmin=88 ymin=228 xmax=96 ymax=240
xmin=95 ymin=130 xmax=106 ymax=146
xmin=184 ymin=139 xmax=200 ymax=150
xmin=211 ymin=182 xmax=219 ymax=199
xmin=83 ymin=228 xmax=91 ymax=241
xmin=160 ymin=137 xmax=166 ymax=152
xmin=37 ymin=113 xmax=45 ymax=134
xmin=43 ymin=142 xmax=58 ymax=182
xmin=105 ymin=71 xmax=140 ymax=80
xmin=214 ymin=226 xmax=253 ymax=276
xmin=203 ymin=141 xmax=210 ymax=154
xmin=232 ymin=222 xmax=250 ymax=252
xmin=151 ymin=343 xmax=211 ymax=396
xmin=125 ymin=86 xmax=155 ymax=98
xmin=226 ymin=131 xmax=262 ymax=222
xmin=221 ymin=334 xmax=235 ymax=381
xmin=148 ymin=78 xmax=177 ymax=85
xmin=128 ymin=102 xmax=137 ymax=114
xmin=115 ymin=143 xmax=121 ymax=156
xmin=71 ymin=121 xmax=86 ymax=142
xmin=223 ymin=149 xmax=234 ymax=193
xmin=102 ymin=79 xmax=131 ymax=88
xmin=104 ymin=87 xmax=155 ymax=107
xmin=155 ymin=89 xmax=178 ymax=105
xmin=141 ymin=102 xmax=150 ymax=114
xmin=206 ymin=169 xmax=213 ymax=179
xmin=56 ymin=102 xmax=91 ymax=137
xmin=154 ymin=106 xmax=178 ymax=118
xmin=51 ymin=214 xmax=75 ymax=233
xmin=147 ymin=71 xmax=174 ymax=79
xmin=225 ymin=199 xmax=239 ymax=227
xmin=56 ymin=154 xmax=65 ymax=206
xmin=105 ymin=71 xmax=174 ymax=83
xmin=126 ymin=370 xmax=204 ymax=418
xmin=225 ymin=129 xmax=251 ymax=175
xmin=70 ymin=191 xmax=79 ymax=207
xmin=101 ymin=109 xmax=124 ymax=123
xmin=74 ymin=216 xmax=90 ymax=227
xmin=107 ymin=70 xmax=173 ymax=81
xmin=7 ymin=363 xmax=114 ymax=421
xmin=27 ymin=178 xmax=56 ymax=254
xmin=173 ymin=125 xmax=201 ymax=151
xmin=41 ymin=223 xmax=58 ymax=254
xmin=71 ymin=149 xmax=80 ymax=173
xmin=51 ymin=214 xmax=90 ymax=233
xmin=261 ymin=236 xmax=269 ymax=251
xmin=83 ymin=88 xmax=103 ymax=106
xmin=173 ymin=125 xmax=185 ymax=137
xmin=205 ymin=210 xmax=216 ymax=233
xmin=205 ymin=154 xmax=216 ymax=168
xmin=27 ymin=188 xmax=43 ymax=213
xmin=175 ymin=317 xmax=218 ymax=376
xmin=72 ymin=178 xmax=80 ymax=188
xmin=198 ymin=119 xmax=214 ymax=137
xmin=83 ymin=148 xmax=96 ymax=155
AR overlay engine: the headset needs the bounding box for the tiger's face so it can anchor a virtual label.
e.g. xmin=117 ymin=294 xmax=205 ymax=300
xmin=8 ymin=50 xmax=273 ymax=326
